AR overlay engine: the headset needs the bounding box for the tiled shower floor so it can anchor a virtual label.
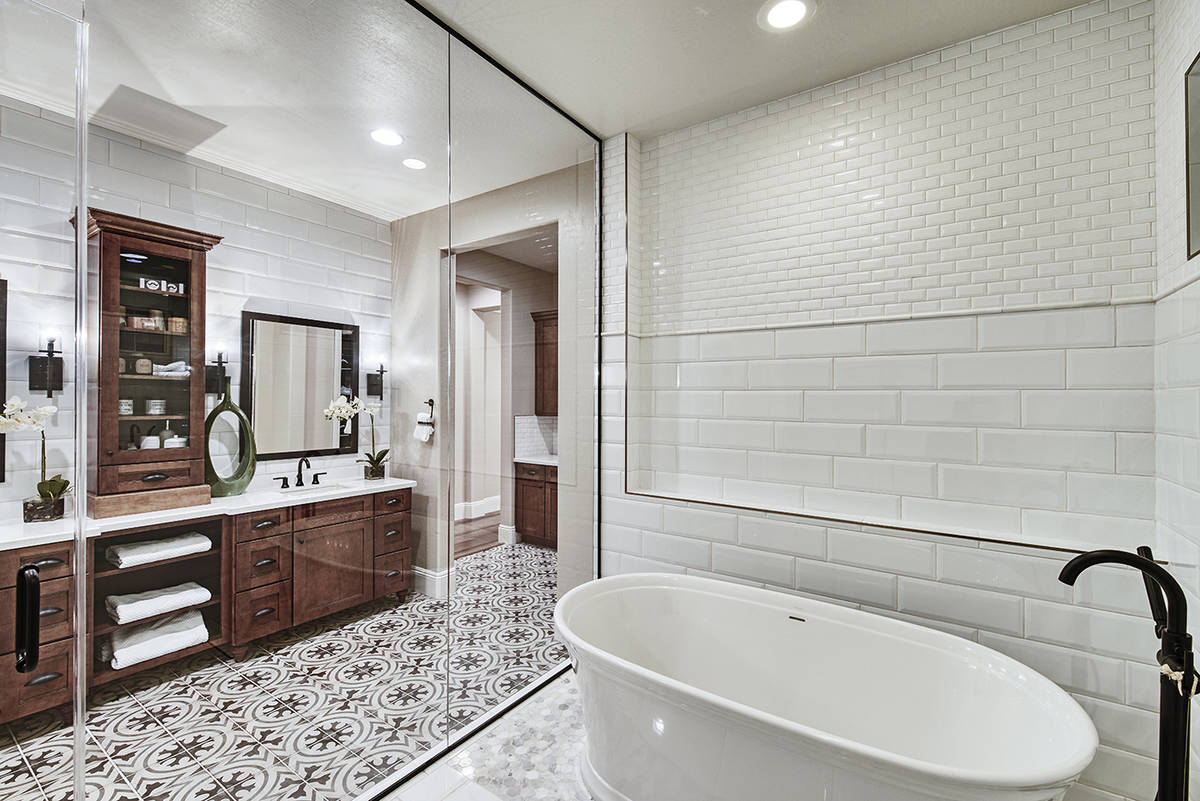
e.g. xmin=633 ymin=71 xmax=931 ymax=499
xmin=0 ymin=544 xmax=564 ymax=801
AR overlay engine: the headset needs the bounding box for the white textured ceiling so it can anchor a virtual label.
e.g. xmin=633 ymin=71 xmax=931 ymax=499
xmin=422 ymin=0 xmax=1088 ymax=138
xmin=0 ymin=0 xmax=594 ymax=220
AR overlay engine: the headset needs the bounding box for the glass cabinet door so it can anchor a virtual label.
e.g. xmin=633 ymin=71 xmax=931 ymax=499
xmin=100 ymin=233 xmax=204 ymax=466
xmin=112 ymin=237 xmax=199 ymax=460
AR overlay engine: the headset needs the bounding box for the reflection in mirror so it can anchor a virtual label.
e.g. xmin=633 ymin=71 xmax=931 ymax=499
xmin=1189 ymin=50 xmax=1200 ymax=259
xmin=240 ymin=312 xmax=358 ymax=459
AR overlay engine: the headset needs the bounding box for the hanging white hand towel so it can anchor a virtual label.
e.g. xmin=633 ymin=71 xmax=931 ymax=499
xmin=108 ymin=609 xmax=209 ymax=670
xmin=104 ymin=581 xmax=212 ymax=625
xmin=104 ymin=532 xmax=211 ymax=569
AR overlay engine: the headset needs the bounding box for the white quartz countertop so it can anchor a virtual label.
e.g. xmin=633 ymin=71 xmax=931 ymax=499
xmin=514 ymin=456 xmax=557 ymax=467
xmin=0 ymin=477 xmax=417 ymax=553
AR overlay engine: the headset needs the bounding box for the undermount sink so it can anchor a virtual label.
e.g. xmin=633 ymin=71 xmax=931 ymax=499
xmin=279 ymin=482 xmax=344 ymax=494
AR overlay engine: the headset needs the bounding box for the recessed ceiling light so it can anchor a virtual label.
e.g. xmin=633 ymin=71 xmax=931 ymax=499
xmin=758 ymin=0 xmax=809 ymax=30
xmin=402 ymin=158 xmax=427 ymax=170
xmin=370 ymin=128 xmax=404 ymax=146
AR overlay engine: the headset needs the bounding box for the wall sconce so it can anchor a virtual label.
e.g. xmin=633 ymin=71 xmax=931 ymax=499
xmin=28 ymin=336 xmax=64 ymax=398
xmin=205 ymin=351 xmax=228 ymax=394
xmin=366 ymin=364 xmax=387 ymax=397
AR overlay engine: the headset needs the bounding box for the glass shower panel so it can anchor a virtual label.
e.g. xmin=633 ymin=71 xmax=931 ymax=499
xmin=445 ymin=36 xmax=599 ymax=742
xmin=75 ymin=1 xmax=452 ymax=797
xmin=0 ymin=2 xmax=86 ymax=800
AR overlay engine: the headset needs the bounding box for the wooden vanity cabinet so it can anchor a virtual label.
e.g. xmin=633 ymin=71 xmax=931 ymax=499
xmin=515 ymin=463 xmax=557 ymax=549
xmin=0 ymin=543 xmax=75 ymax=724
xmin=531 ymin=310 xmax=558 ymax=416
xmin=230 ymin=488 xmax=414 ymax=652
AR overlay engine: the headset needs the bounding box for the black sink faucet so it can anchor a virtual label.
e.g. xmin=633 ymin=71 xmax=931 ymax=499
xmin=295 ymin=456 xmax=311 ymax=488
xmin=1059 ymin=546 xmax=1193 ymax=801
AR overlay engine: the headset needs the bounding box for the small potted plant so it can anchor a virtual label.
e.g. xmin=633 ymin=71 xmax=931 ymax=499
xmin=358 ymin=400 xmax=389 ymax=480
xmin=323 ymin=395 xmax=389 ymax=480
xmin=0 ymin=396 xmax=71 ymax=523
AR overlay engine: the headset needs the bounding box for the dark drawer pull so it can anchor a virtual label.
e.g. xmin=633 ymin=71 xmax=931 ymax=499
xmin=39 ymin=607 xmax=63 ymax=618
xmin=385 ymin=570 xmax=401 ymax=578
xmin=385 ymin=529 xmax=400 ymax=538
xmin=253 ymin=607 xmax=276 ymax=618
xmin=25 ymin=672 xmax=62 ymax=687
xmin=252 ymin=519 xmax=279 ymax=530
xmin=385 ymin=497 xmax=401 ymax=506
xmin=141 ymin=472 xmax=169 ymax=483
xmin=253 ymin=558 xmax=277 ymax=568
xmin=32 ymin=557 xmax=64 ymax=569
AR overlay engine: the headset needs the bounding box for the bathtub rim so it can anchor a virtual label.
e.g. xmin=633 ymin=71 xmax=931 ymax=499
xmin=554 ymin=572 xmax=1099 ymax=795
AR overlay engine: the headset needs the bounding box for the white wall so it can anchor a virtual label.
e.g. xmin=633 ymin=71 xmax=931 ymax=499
xmin=454 ymin=281 xmax=501 ymax=517
xmin=637 ymin=0 xmax=1154 ymax=336
xmin=1150 ymin=0 xmax=1200 ymax=791
xmin=0 ymin=95 xmax=393 ymax=523
xmin=391 ymin=163 xmax=595 ymax=592
xmin=602 ymin=0 xmax=1176 ymax=796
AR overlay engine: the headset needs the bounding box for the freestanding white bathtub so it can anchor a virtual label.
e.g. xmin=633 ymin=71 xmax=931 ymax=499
xmin=554 ymin=574 xmax=1098 ymax=801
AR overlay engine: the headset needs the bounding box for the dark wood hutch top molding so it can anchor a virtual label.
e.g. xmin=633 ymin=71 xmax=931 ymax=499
xmin=84 ymin=208 xmax=224 ymax=251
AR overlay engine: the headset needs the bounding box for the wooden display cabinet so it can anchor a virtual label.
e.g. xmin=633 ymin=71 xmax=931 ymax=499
xmin=84 ymin=210 xmax=222 ymax=516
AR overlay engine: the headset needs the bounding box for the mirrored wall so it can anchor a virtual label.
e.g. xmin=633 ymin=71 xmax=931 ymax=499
xmin=0 ymin=1 xmax=599 ymax=798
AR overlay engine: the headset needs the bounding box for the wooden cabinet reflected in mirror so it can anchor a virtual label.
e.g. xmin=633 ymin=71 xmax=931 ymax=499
xmin=1189 ymin=49 xmax=1200 ymax=259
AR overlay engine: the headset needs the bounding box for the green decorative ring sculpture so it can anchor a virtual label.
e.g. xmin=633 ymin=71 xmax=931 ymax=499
xmin=205 ymin=375 xmax=257 ymax=497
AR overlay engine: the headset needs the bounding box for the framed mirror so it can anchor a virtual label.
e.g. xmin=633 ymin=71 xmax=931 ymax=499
xmin=239 ymin=311 xmax=359 ymax=460
xmin=1189 ymin=49 xmax=1200 ymax=259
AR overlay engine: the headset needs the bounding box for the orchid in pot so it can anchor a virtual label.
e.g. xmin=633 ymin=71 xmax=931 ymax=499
xmin=0 ymin=396 xmax=70 ymax=522
xmin=323 ymin=396 xmax=389 ymax=479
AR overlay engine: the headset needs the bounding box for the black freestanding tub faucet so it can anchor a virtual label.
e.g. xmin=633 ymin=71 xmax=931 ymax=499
xmin=1059 ymin=546 xmax=1194 ymax=801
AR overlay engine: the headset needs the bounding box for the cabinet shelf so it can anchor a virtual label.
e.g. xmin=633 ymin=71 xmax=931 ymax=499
xmin=118 ymin=374 xmax=190 ymax=381
xmin=119 ymin=328 xmax=189 ymax=337
xmin=118 ymin=414 xmax=187 ymax=421
xmin=119 ymin=284 xmax=188 ymax=298
xmin=93 ymin=548 xmax=218 ymax=578
xmin=91 ymin=597 xmax=220 ymax=636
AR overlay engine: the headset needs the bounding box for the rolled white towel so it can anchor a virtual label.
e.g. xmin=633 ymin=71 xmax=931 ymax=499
xmin=104 ymin=532 xmax=211 ymax=569
xmin=109 ymin=609 xmax=209 ymax=670
xmin=105 ymin=582 xmax=212 ymax=625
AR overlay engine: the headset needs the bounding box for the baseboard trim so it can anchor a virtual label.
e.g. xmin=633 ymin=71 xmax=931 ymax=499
xmin=454 ymin=495 xmax=500 ymax=521
xmin=413 ymin=565 xmax=451 ymax=599
xmin=497 ymin=524 xmax=519 ymax=545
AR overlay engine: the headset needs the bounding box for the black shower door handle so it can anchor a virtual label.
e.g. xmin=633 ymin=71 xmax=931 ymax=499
xmin=15 ymin=564 xmax=40 ymax=673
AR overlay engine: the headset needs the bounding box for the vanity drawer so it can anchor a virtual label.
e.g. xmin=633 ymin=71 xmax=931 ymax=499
xmin=373 ymin=488 xmax=411 ymax=514
xmin=98 ymin=460 xmax=203 ymax=495
xmin=293 ymin=495 xmax=372 ymax=531
xmin=515 ymin=463 xmax=546 ymax=481
xmin=373 ymin=550 xmax=411 ymax=596
xmin=547 ymin=466 xmax=557 ymax=483
xmin=373 ymin=512 xmax=411 ymax=555
xmin=3 ymin=637 xmax=72 ymax=716
xmin=0 ymin=575 xmax=73 ymax=655
xmin=234 ymin=508 xmax=293 ymax=543
xmin=0 ymin=543 xmax=73 ymax=589
xmin=233 ymin=581 xmax=293 ymax=646
xmin=235 ymin=534 xmax=292 ymax=592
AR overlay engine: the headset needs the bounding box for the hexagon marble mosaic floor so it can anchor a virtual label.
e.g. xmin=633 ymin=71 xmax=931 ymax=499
xmin=383 ymin=674 xmax=588 ymax=801
xmin=0 ymin=543 xmax=566 ymax=801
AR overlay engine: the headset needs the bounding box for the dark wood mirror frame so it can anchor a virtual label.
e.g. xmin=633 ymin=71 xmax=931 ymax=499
xmin=1188 ymin=49 xmax=1200 ymax=260
xmin=239 ymin=310 xmax=360 ymax=461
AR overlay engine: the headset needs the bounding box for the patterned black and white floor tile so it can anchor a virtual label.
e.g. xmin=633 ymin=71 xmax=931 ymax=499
xmin=0 ymin=544 xmax=563 ymax=801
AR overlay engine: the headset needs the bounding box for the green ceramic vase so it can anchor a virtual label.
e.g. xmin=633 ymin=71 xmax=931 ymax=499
xmin=204 ymin=376 xmax=257 ymax=497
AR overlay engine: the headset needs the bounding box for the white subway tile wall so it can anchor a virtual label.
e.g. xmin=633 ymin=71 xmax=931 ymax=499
xmin=629 ymin=304 xmax=1156 ymax=548
xmin=1153 ymin=0 xmax=1200 ymax=789
xmin=0 ymin=101 xmax=393 ymax=519
xmin=514 ymin=414 xmax=558 ymax=461
xmin=601 ymin=0 xmax=1173 ymax=787
xmin=636 ymin=0 xmax=1155 ymax=336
